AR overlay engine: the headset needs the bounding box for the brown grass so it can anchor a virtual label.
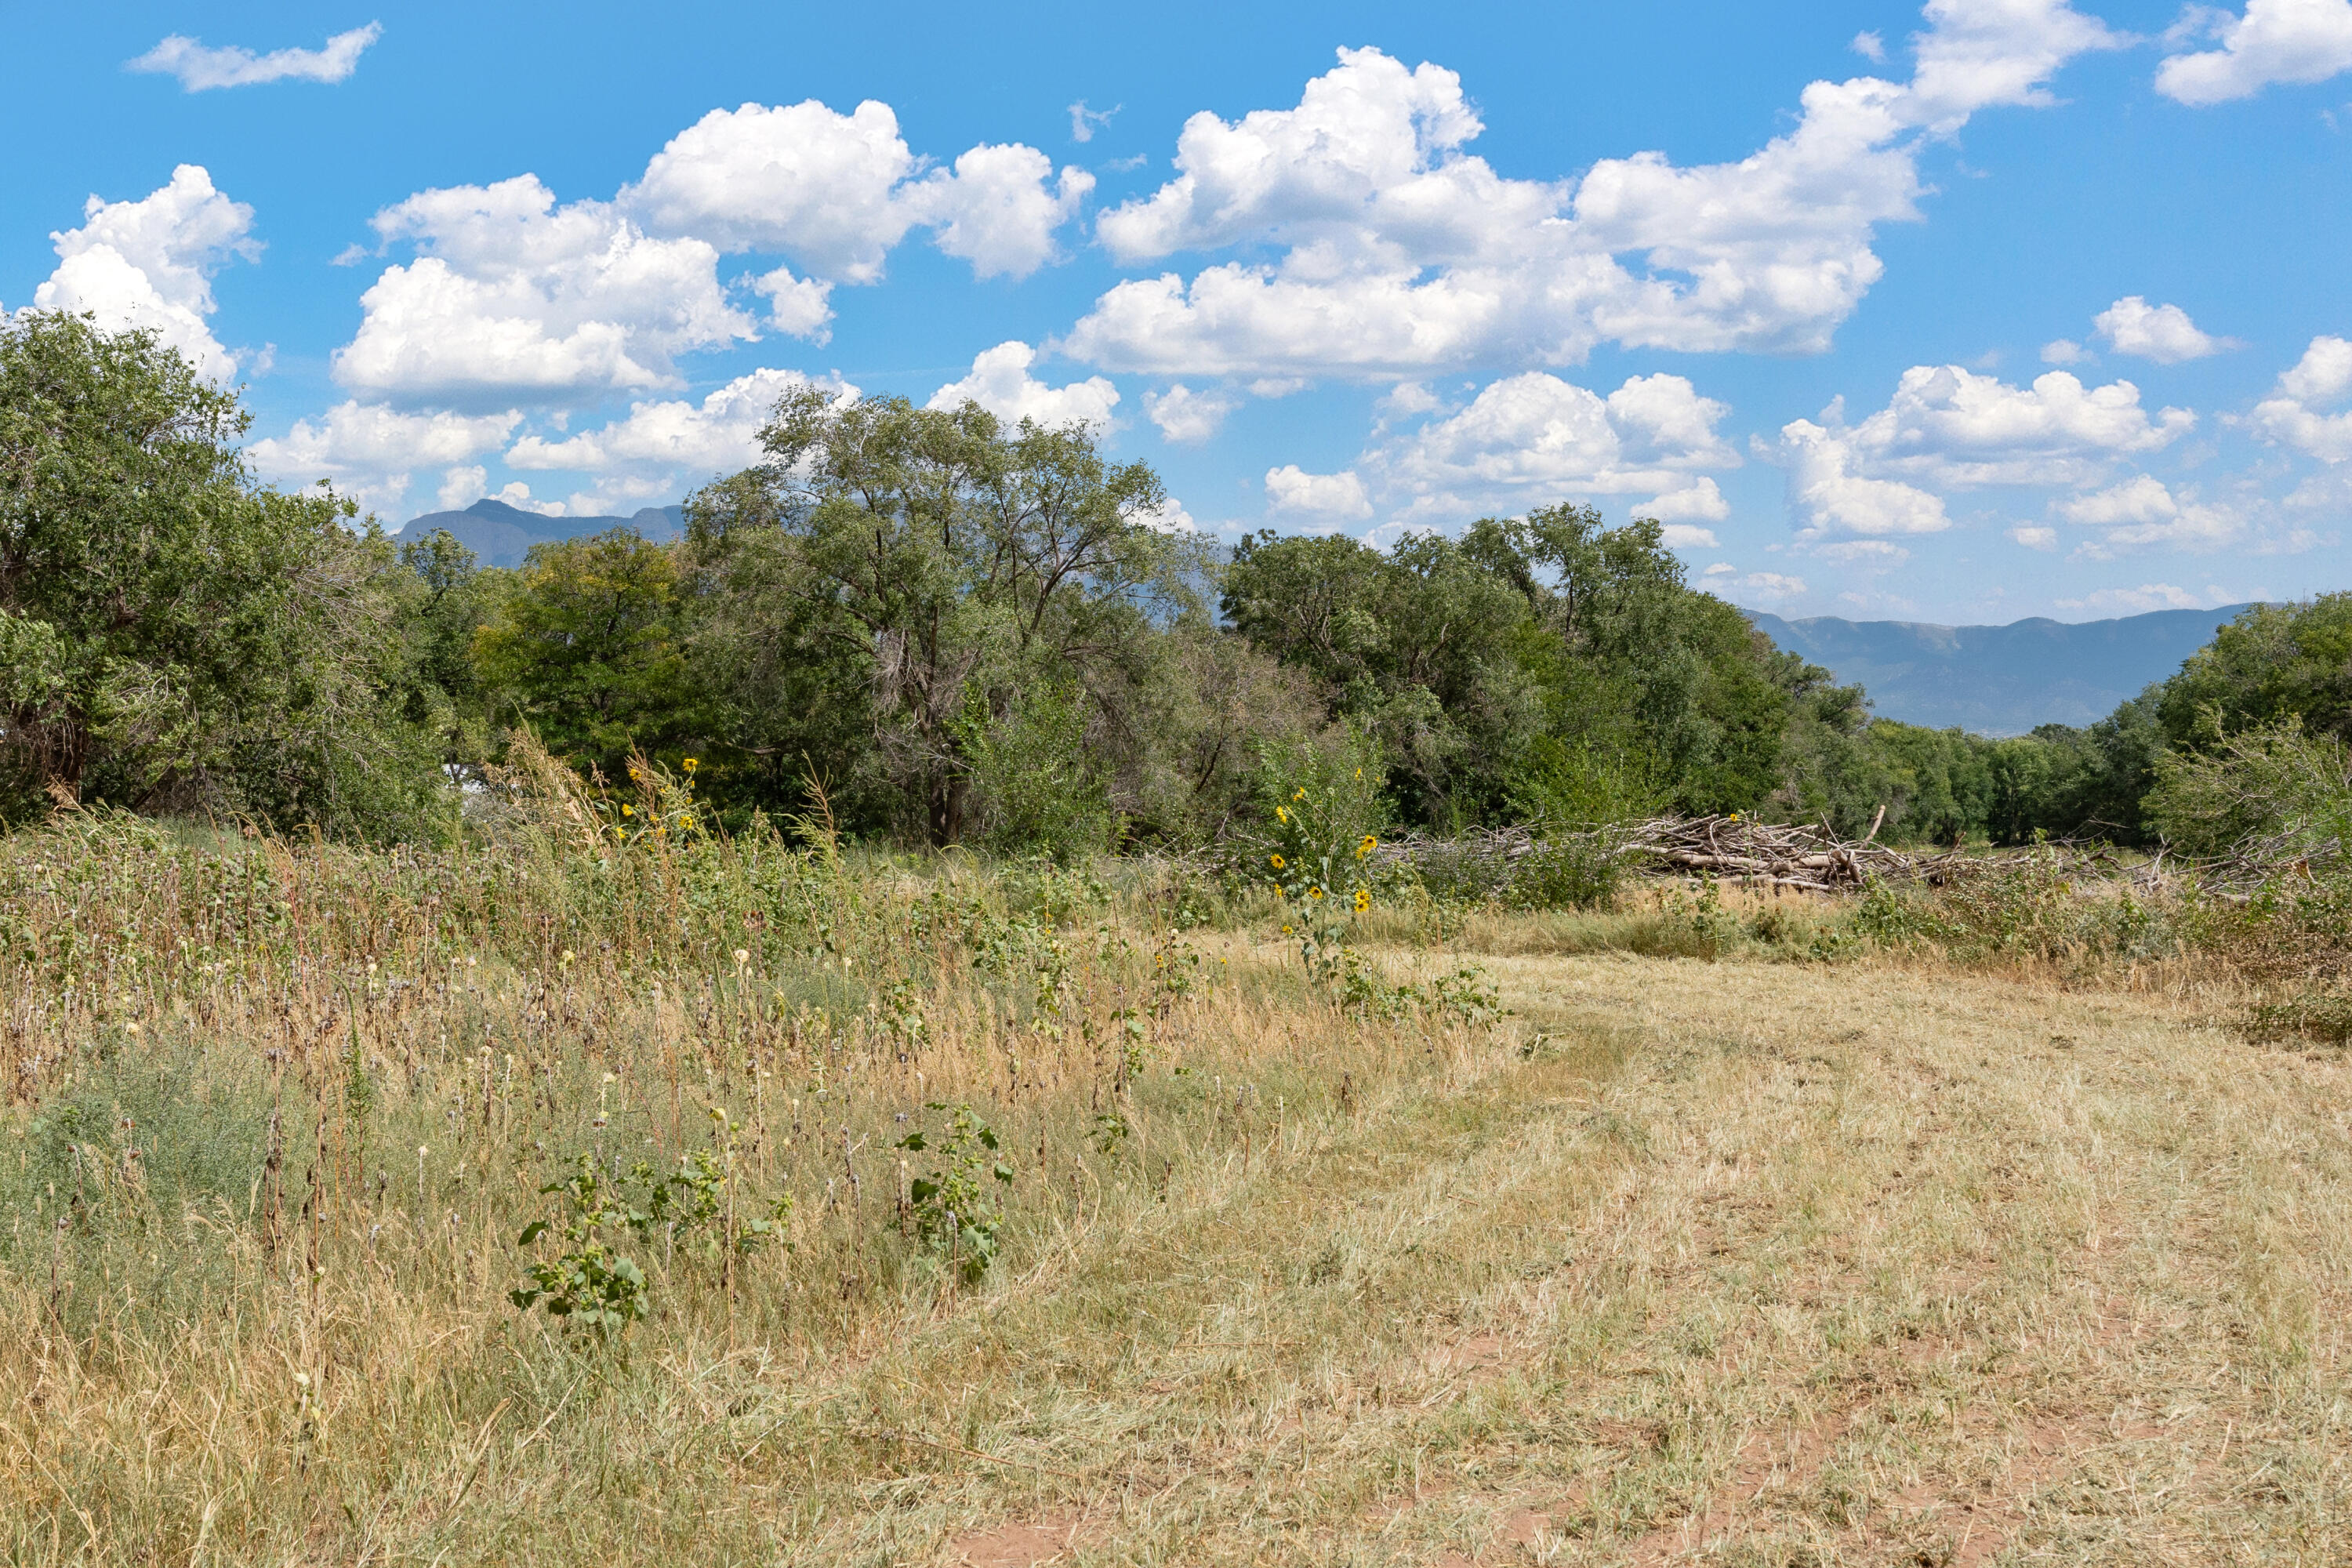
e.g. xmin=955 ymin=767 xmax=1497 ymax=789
xmin=2 ymin=837 xmax=2347 ymax=1563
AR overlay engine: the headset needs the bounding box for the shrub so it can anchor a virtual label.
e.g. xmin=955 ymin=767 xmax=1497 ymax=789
xmin=894 ymin=1102 xmax=1015 ymax=1281
xmin=2145 ymin=716 xmax=2352 ymax=867
xmin=955 ymin=681 xmax=1116 ymax=862
xmin=1230 ymin=720 xmax=1390 ymax=887
xmin=2241 ymin=989 xmax=2352 ymax=1048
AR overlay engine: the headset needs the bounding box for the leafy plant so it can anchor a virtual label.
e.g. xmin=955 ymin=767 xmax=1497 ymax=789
xmin=2241 ymin=989 xmax=2352 ymax=1048
xmin=2146 ymin=714 xmax=2352 ymax=866
xmin=511 ymin=1131 xmax=775 ymax=1335
xmin=894 ymin=1102 xmax=1014 ymax=1280
xmin=1088 ymin=1109 xmax=1131 ymax=1157
xmin=1428 ymin=964 xmax=1503 ymax=1027
xmin=1338 ymin=948 xmax=1416 ymax=1021
xmin=510 ymin=1156 xmax=649 ymax=1338
xmin=1244 ymin=740 xmax=1386 ymax=983
xmin=953 ymin=681 xmax=1116 ymax=861
xmin=1659 ymin=876 xmax=1737 ymax=954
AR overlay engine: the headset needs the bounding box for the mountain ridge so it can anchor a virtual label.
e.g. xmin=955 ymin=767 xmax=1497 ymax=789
xmin=1745 ymin=604 xmax=2256 ymax=735
xmin=394 ymin=497 xmax=684 ymax=568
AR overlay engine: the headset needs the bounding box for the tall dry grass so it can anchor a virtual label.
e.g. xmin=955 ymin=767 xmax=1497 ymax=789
xmin=0 ymin=779 xmax=1515 ymax=1562
xmin=6 ymin=787 xmax=2350 ymax=1563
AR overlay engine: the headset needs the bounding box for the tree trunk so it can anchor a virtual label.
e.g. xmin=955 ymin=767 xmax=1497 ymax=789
xmin=929 ymin=771 xmax=970 ymax=848
xmin=21 ymin=710 xmax=86 ymax=810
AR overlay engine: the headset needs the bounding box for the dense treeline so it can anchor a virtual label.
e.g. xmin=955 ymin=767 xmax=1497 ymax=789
xmin=0 ymin=314 xmax=2333 ymax=856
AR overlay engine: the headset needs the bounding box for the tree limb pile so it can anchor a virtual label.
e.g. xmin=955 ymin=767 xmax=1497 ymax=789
xmin=1369 ymin=810 xmax=2169 ymax=895
xmin=1617 ymin=811 xmax=1907 ymax=891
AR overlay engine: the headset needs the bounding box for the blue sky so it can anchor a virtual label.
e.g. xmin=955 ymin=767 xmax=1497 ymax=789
xmin=8 ymin=0 xmax=2352 ymax=623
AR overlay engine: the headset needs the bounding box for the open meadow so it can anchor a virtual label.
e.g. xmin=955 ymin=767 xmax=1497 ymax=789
xmin=2 ymin=803 xmax=2346 ymax=1567
xmin=11 ymin=43 xmax=2352 ymax=1568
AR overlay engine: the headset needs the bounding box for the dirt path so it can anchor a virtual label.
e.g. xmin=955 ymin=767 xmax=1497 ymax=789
xmin=707 ymin=956 xmax=2352 ymax=1563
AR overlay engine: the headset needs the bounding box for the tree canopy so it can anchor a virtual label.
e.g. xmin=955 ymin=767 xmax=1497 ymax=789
xmin=0 ymin=312 xmax=437 ymax=830
xmin=2 ymin=314 xmax=2328 ymax=862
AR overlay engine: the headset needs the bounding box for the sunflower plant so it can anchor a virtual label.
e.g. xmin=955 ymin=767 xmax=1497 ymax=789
xmin=1240 ymin=731 xmax=1388 ymax=982
xmin=589 ymin=750 xmax=711 ymax=848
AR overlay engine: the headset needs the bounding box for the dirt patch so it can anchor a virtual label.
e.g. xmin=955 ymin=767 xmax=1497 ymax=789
xmin=1359 ymin=1490 xmax=1573 ymax=1566
xmin=1622 ymin=1416 xmax=1849 ymax=1565
xmin=946 ymin=1519 xmax=1079 ymax=1567
xmin=1427 ymin=1332 xmax=1510 ymax=1377
xmin=1497 ymin=1507 xmax=1553 ymax=1545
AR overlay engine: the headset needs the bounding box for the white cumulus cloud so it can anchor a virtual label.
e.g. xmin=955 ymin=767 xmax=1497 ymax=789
xmin=2056 ymin=474 xmax=2179 ymax=526
xmin=1367 ymin=371 xmax=1740 ymax=522
xmin=2055 ymin=583 xmax=2225 ymax=613
xmin=1063 ymin=8 xmax=2118 ymax=379
xmin=333 ymin=175 xmax=753 ymax=408
xmin=906 ymin=144 xmax=1093 ymax=279
xmin=335 ymin=100 xmax=1094 ymax=410
xmin=748 ymin=266 xmax=834 ymax=341
xmin=927 ymin=342 xmax=1119 ymax=428
xmin=437 ymin=466 xmax=488 ymax=511
xmin=626 ymin=100 xmax=919 ymax=281
xmin=506 ymin=368 xmax=844 ymax=506
xmin=1777 ymin=421 xmax=1951 ymax=538
xmin=488 ymin=481 xmax=565 ymax=517
xmin=2093 ymin=296 xmax=2234 ymax=362
xmin=2008 ymin=524 xmax=2060 ymax=549
xmin=1822 ymin=364 xmax=2194 ymax=490
xmin=1816 ymin=539 xmax=1911 ymax=565
xmin=1142 ymin=383 xmax=1240 ymax=444
xmin=623 ymin=100 xmax=1091 ymax=283
xmin=248 ymin=401 xmax=521 ymax=517
xmin=2252 ymin=336 xmax=2352 ymax=462
xmin=1645 ymin=480 xmax=1732 ymax=522
xmin=1716 ymin=570 xmax=1811 ymax=605
xmin=1265 ymin=466 xmax=1373 ymax=521
xmin=128 ymin=22 xmax=381 ymax=91
xmin=1775 ymin=362 xmax=2201 ymax=546
xmin=2155 ymin=0 xmax=2352 ymax=106
xmin=1658 ymin=523 xmax=1721 ymax=549
xmin=2056 ymin=475 xmax=2242 ymax=554
xmin=1902 ymin=0 xmax=2122 ymax=131
xmin=28 ymin=165 xmax=258 ymax=383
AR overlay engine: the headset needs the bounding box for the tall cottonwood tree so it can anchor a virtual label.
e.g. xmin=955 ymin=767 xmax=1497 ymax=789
xmin=1224 ymin=504 xmax=1842 ymax=826
xmin=686 ymin=388 xmax=1200 ymax=844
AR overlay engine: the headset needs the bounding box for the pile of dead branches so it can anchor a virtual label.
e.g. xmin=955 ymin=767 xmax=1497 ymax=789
xmin=1370 ymin=811 xmax=1917 ymax=893
xmin=1370 ymin=811 xmax=2170 ymax=895
xmin=1619 ymin=811 xmax=1911 ymax=891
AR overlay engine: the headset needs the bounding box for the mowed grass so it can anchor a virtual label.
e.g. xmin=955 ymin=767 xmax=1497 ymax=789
xmin=5 ymin=900 xmax=2349 ymax=1565
xmin=834 ymin=950 xmax=2352 ymax=1566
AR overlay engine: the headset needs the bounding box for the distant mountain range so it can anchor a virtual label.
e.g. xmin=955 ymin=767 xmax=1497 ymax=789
xmin=394 ymin=497 xmax=684 ymax=568
xmin=1747 ymin=604 xmax=2257 ymax=735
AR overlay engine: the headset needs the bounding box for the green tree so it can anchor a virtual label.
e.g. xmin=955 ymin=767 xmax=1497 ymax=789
xmin=0 ymin=311 xmax=436 ymax=830
xmin=472 ymin=529 xmax=708 ymax=780
xmin=390 ymin=528 xmax=498 ymax=771
xmin=1225 ymin=504 xmax=1833 ymax=827
xmin=684 ymin=389 xmax=1195 ymax=845
xmin=1221 ymin=528 xmax=1541 ymax=826
xmin=2144 ymin=717 xmax=2352 ymax=861
xmin=2155 ymin=597 xmax=2352 ymax=745
xmin=952 ymin=681 xmax=1114 ymax=859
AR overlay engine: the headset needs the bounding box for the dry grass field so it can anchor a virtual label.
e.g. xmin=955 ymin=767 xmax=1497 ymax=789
xmin=1 ymin=822 xmax=2346 ymax=1565
xmin=735 ymin=947 xmax=2352 ymax=1566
